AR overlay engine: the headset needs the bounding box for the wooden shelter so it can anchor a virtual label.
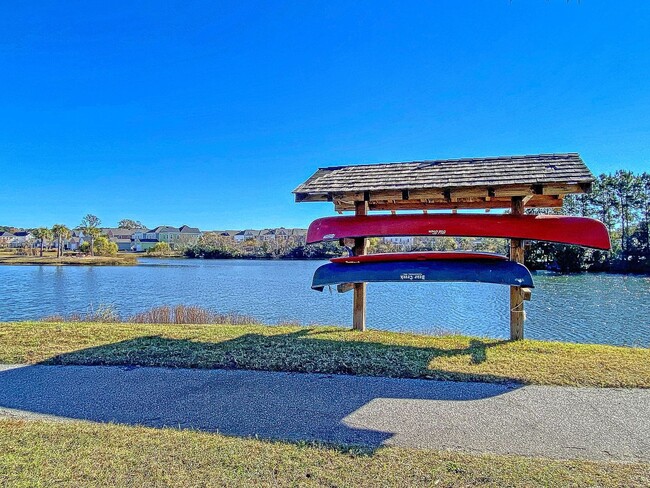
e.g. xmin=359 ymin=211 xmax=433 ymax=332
xmin=294 ymin=153 xmax=595 ymax=339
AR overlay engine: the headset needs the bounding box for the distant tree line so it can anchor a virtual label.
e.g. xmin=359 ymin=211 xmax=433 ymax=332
xmin=184 ymin=234 xmax=342 ymax=260
xmin=525 ymin=170 xmax=649 ymax=273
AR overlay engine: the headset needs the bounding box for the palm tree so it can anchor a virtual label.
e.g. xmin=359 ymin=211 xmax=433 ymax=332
xmin=51 ymin=224 xmax=71 ymax=258
xmin=32 ymin=227 xmax=53 ymax=257
xmin=80 ymin=214 xmax=101 ymax=257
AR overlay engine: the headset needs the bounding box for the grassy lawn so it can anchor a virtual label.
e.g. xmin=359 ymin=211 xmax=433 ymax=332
xmin=0 ymin=419 xmax=647 ymax=487
xmin=0 ymin=253 xmax=137 ymax=265
xmin=1 ymin=322 xmax=648 ymax=387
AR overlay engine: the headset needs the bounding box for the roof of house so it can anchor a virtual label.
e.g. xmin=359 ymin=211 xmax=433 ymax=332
xmin=179 ymin=225 xmax=201 ymax=233
xmin=12 ymin=231 xmax=31 ymax=237
xmin=236 ymin=230 xmax=261 ymax=236
xmin=148 ymin=226 xmax=179 ymax=233
xmin=103 ymin=228 xmax=139 ymax=237
xmin=0 ymin=231 xmax=15 ymax=237
xmin=294 ymin=153 xmax=594 ymax=211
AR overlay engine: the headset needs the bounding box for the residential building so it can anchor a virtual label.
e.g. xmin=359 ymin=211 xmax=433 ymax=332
xmin=234 ymin=230 xmax=260 ymax=242
xmin=131 ymin=238 xmax=160 ymax=252
xmin=103 ymin=228 xmax=142 ymax=252
xmin=214 ymin=230 xmax=238 ymax=239
xmin=131 ymin=225 xmax=202 ymax=251
xmin=10 ymin=231 xmax=33 ymax=248
xmin=177 ymin=225 xmax=202 ymax=246
xmin=0 ymin=231 xmax=15 ymax=248
xmin=381 ymin=236 xmax=414 ymax=248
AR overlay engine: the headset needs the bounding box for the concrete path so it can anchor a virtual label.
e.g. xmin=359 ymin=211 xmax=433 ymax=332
xmin=0 ymin=364 xmax=648 ymax=462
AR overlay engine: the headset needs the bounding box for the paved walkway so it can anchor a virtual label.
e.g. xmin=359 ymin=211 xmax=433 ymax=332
xmin=0 ymin=364 xmax=648 ymax=462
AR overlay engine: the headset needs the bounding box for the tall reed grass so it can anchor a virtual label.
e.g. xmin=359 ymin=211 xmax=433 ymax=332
xmin=41 ymin=304 xmax=259 ymax=325
xmin=129 ymin=305 xmax=258 ymax=325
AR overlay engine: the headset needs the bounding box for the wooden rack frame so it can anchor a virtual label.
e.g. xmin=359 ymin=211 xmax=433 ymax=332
xmin=294 ymin=154 xmax=595 ymax=339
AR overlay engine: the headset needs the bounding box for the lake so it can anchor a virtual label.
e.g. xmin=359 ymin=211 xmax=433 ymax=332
xmin=1 ymin=258 xmax=648 ymax=347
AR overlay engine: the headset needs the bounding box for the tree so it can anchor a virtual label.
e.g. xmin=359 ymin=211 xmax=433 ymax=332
xmin=609 ymin=171 xmax=643 ymax=258
xmin=93 ymin=236 xmax=118 ymax=256
xmin=31 ymin=227 xmax=53 ymax=257
xmin=51 ymin=224 xmax=71 ymax=258
xmin=590 ymin=174 xmax=618 ymax=231
xmin=639 ymin=173 xmax=650 ymax=259
xmin=148 ymin=242 xmax=172 ymax=255
xmin=79 ymin=214 xmax=102 ymax=257
xmin=118 ymin=219 xmax=145 ymax=230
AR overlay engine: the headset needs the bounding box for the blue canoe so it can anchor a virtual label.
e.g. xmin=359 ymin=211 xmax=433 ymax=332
xmin=312 ymin=260 xmax=534 ymax=292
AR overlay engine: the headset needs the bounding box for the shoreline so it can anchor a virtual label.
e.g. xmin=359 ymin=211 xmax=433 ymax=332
xmin=0 ymin=255 xmax=138 ymax=266
xmin=1 ymin=321 xmax=648 ymax=387
xmin=1 ymin=252 xmax=648 ymax=275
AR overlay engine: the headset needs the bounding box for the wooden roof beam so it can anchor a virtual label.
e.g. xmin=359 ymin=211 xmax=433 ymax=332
xmin=333 ymin=194 xmax=564 ymax=212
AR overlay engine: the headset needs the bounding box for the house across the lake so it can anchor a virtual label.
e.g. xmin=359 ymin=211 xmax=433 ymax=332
xmin=130 ymin=225 xmax=203 ymax=251
xmin=8 ymin=231 xmax=33 ymax=248
xmin=0 ymin=231 xmax=16 ymax=248
xmin=1 ymin=225 xmax=308 ymax=252
xmin=228 ymin=228 xmax=306 ymax=243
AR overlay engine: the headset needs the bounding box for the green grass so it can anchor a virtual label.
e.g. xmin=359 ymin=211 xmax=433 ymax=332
xmin=0 ymin=253 xmax=137 ymax=265
xmin=1 ymin=419 xmax=648 ymax=487
xmin=1 ymin=322 xmax=649 ymax=387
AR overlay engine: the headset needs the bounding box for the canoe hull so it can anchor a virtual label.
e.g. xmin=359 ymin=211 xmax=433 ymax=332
xmin=331 ymin=251 xmax=507 ymax=264
xmin=307 ymin=214 xmax=611 ymax=250
xmin=312 ymin=260 xmax=534 ymax=291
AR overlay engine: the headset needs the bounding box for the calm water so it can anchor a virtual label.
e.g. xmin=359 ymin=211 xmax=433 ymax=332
xmin=1 ymin=258 xmax=648 ymax=347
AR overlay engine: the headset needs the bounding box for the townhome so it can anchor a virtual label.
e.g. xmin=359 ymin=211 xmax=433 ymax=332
xmin=215 ymin=230 xmax=238 ymax=239
xmin=67 ymin=230 xmax=87 ymax=251
xmin=274 ymin=228 xmax=292 ymax=239
xmin=103 ymin=228 xmax=141 ymax=251
xmin=178 ymin=225 xmax=202 ymax=246
xmin=131 ymin=225 xmax=202 ymax=251
xmin=259 ymin=229 xmax=276 ymax=241
xmin=230 ymin=228 xmax=307 ymax=244
xmin=381 ymin=236 xmax=414 ymax=248
xmin=10 ymin=231 xmax=33 ymax=248
xmin=234 ymin=229 xmax=260 ymax=242
xmin=0 ymin=231 xmax=15 ymax=248
xmin=131 ymin=238 xmax=160 ymax=252
xmin=290 ymin=228 xmax=308 ymax=244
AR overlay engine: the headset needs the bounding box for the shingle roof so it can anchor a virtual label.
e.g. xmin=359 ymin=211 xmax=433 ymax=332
xmin=179 ymin=225 xmax=201 ymax=233
xmin=148 ymin=226 xmax=178 ymax=233
xmin=103 ymin=228 xmax=139 ymax=237
xmin=294 ymin=153 xmax=593 ymax=194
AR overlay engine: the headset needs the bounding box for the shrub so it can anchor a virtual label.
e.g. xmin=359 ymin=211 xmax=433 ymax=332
xmin=147 ymin=242 xmax=172 ymax=255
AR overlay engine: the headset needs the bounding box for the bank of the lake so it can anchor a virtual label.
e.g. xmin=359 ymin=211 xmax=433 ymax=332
xmin=2 ymin=322 xmax=648 ymax=388
xmin=0 ymin=253 xmax=137 ymax=266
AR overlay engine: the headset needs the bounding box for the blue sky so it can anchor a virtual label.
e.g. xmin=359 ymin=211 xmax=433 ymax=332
xmin=1 ymin=1 xmax=649 ymax=230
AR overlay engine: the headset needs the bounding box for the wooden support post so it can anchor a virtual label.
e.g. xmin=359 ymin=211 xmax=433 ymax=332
xmin=509 ymin=196 xmax=525 ymax=340
xmin=352 ymin=201 xmax=369 ymax=331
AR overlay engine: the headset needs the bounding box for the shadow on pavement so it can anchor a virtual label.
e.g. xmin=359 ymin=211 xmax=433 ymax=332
xmin=0 ymin=331 xmax=521 ymax=448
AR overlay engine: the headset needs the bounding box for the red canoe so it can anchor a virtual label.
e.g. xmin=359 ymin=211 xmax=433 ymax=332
xmin=331 ymin=251 xmax=507 ymax=264
xmin=307 ymin=214 xmax=611 ymax=250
